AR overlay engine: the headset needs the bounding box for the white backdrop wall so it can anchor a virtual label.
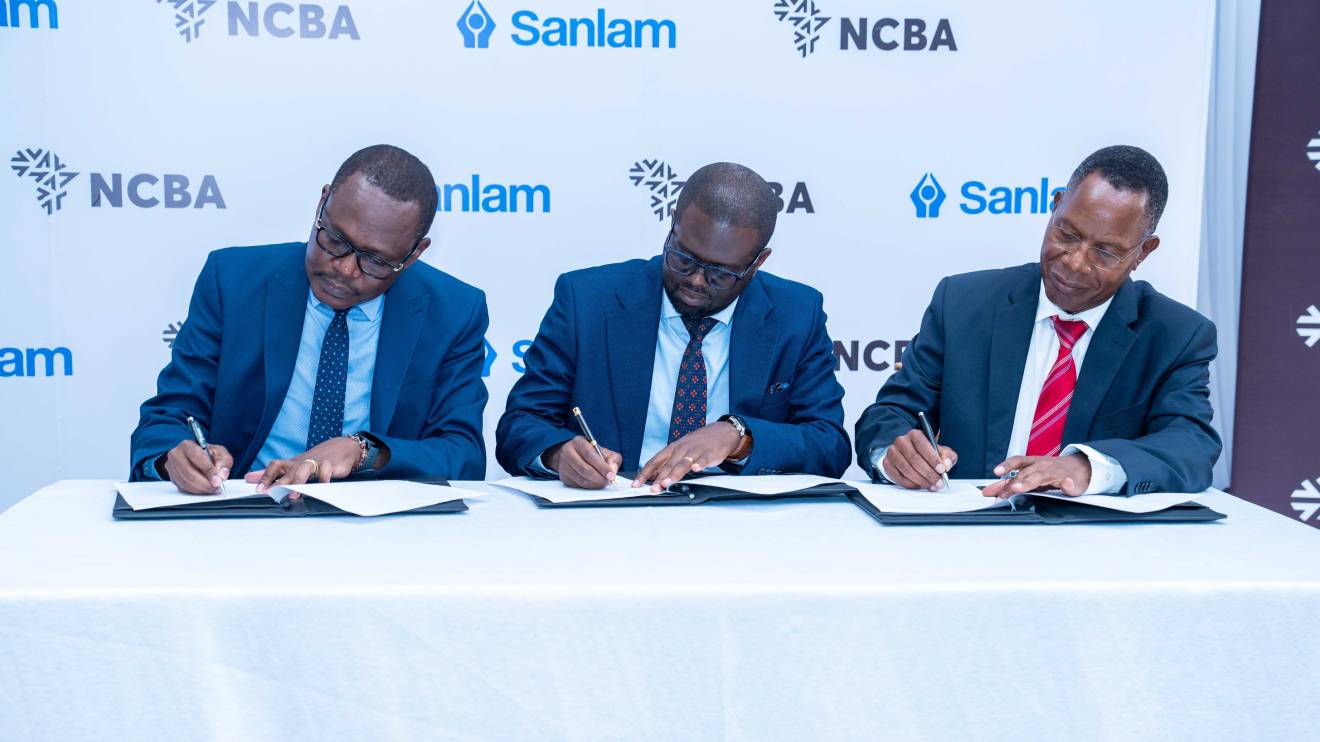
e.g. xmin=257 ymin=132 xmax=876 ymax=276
xmin=0 ymin=0 xmax=1215 ymax=509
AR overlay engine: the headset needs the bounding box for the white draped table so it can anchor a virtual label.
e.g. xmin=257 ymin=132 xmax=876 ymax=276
xmin=2 ymin=481 xmax=1318 ymax=741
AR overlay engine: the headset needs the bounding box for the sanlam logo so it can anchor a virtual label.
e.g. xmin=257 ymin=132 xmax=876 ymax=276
xmin=154 ymin=1 xmax=359 ymax=44
xmin=0 ymin=346 xmax=72 ymax=378
xmin=772 ymin=1 xmax=956 ymax=58
xmin=10 ymin=147 xmax=227 ymax=214
xmin=459 ymin=2 xmax=676 ymax=49
xmin=909 ymin=173 xmax=1064 ymax=218
xmin=435 ymin=175 xmax=551 ymax=213
xmin=0 ymin=0 xmax=57 ymax=29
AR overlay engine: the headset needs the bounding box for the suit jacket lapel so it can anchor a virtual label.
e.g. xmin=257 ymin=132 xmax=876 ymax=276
xmin=243 ymin=264 xmax=308 ymax=471
xmin=985 ymin=270 xmax=1040 ymax=464
xmin=371 ymin=275 xmax=429 ymax=433
xmin=606 ymin=258 xmax=662 ymax=467
xmin=1062 ymin=278 xmax=1138 ymax=445
xmin=730 ymin=276 xmax=777 ymax=416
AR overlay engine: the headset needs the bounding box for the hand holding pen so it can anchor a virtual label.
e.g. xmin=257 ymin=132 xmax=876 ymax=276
xmin=160 ymin=416 xmax=233 ymax=495
xmin=545 ymin=406 xmax=623 ymax=490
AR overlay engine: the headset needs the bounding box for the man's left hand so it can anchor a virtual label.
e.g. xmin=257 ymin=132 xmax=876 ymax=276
xmin=981 ymin=453 xmax=1091 ymax=499
xmin=635 ymin=422 xmax=744 ymax=493
xmin=245 ymin=437 xmax=363 ymax=495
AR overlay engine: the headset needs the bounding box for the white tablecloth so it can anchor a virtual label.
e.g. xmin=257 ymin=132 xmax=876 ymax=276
xmin=1 ymin=481 xmax=1318 ymax=741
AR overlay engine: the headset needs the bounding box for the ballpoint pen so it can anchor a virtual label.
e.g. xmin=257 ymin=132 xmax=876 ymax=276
xmin=571 ymin=406 xmax=614 ymax=484
xmin=185 ymin=415 xmax=226 ymax=493
xmin=917 ymin=411 xmax=950 ymax=491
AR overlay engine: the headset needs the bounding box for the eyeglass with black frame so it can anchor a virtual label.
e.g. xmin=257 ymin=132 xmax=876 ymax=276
xmin=314 ymin=197 xmax=422 ymax=280
xmin=662 ymin=229 xmax=765 ymax=291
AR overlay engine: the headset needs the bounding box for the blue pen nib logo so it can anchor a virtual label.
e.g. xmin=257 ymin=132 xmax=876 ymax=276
xmin=910 ymin=172 xmax=946 ymax=218
xmin=457 ymin=0 xmax=496 ymax=48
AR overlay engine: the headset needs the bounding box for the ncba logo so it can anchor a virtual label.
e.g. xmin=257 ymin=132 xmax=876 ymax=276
xmin=1297 ymin=305 xmax=1320 ymax=348
xmin=627 ymin=159 xmax=814 ymax=221
xmin=833 ymin=339 xmax=909 ymax=373
xmin=155 ymin=0 xmax=359 ymax=43
xmin=162 ymin=321 xmax=185 ymax=349
xmin=0 ymin=0 xmax=57 ymax=29
xmin=459 ymin=2 xmax=677 ymax=49
xmin=10 ymin=147 xmax=227 ymax=214
xmin=908 ymin=172 xmax=1063 ymax=218
xmin=1292 ymin=476 xmax=1320 ymax=522
xmin=772 ymin=1 xmax=956 ymax=58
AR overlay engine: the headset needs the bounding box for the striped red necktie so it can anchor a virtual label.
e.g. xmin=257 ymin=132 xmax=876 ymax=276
xmin=1025 ymin=316 xmax=1089 ymax=458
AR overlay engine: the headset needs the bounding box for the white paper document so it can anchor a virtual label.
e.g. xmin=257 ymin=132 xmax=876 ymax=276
xmin=279 ymin=480 xmax=475 ymax=516
xmin=116 ymin=480 xmax=268 ymax=510
xmin=851 ymin=481 xmax=1010 ymax=514
xmin=684 ymin=474 xmax=842 ymax=495
xmin=1030 ymin=490 xmax=1204 ymax=513
xmin=492 ymin=476 xmax=645 ymax=504
xmin=116 ymin=480 xmax=474 ymax=515
xmin=851 ymin=480 xmax=1206 ymax=515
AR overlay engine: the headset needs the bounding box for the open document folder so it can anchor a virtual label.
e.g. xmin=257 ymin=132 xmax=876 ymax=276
xmin=492 ymin=474 xmax=857 ymax=507
xmin=849 ymin=481 xmax=1226 ymax=525
xmin=113 ymin=480 xmax=483 ymax=519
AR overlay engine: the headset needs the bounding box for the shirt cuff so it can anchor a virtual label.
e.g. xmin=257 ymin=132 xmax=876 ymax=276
xmin=869 ymin=446 xmax=895 ymax=484
xmin=1062 ymin=444 xmax=1128 ymax=495
xmin=529 ymin=452 xmax=557 ymax=478
xmin=140 ymin=454 xmax=166 ymax=481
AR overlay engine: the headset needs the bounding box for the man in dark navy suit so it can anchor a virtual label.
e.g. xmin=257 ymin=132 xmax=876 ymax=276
xmin=131 ymin=144 xmax=488 ymax=493
xmin=855 ymin=145 xmax=1220 ymax=498
xmin=497 ymin=162 xmax=850 ymax=491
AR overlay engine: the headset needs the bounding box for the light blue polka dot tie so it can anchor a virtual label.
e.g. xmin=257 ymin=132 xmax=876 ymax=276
xmin=306 ymin=309 xmax=350 ymax=450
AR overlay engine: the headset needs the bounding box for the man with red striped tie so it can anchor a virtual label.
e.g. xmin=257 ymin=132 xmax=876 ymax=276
xmin=854 ymin=145 xmax=1220 ymax=498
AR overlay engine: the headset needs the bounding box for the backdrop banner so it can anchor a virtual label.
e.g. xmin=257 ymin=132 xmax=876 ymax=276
xmin=1232 ymin=0 xmax=1320 ymax=529
xmin=1 ymin=0 xmax=1215 ymax=508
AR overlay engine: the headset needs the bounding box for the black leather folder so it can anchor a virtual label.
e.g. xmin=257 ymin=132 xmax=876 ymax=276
xmin=112 ymin=481 xmax=469 ymax=520
xmin=526 ymin=477 xmax=858 ymax=508
xmin=848 ymin=492 xmax=1226 ymax=525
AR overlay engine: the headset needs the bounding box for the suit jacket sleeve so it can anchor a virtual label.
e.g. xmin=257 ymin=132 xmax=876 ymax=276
xmin=372 ymin=290 xmax=490 ymax=481
xmin=853 ymin=277 xmax=948 ymax=470
xmin=129 ymin=251 xmax=224 ymax=480
xmin=494 ymin=274 xmax=580 ymax=476
xmin=738 ymin=292 xmax=851 ymax=478
xmin=1083 ymin=319 xmax=1222 ymax=493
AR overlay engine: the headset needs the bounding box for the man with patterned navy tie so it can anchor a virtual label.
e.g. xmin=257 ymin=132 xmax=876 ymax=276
xmin=496 ymin=162 xmax=850 ymax=491
xmin=854 ymin=145 xmax=1220 ymax=498
xmin=130 ymin=144 xmax=488 ymax=494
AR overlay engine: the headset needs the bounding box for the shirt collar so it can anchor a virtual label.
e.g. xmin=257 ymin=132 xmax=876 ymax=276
xmin=307 ymin=289 xmax=385 ymax=322
xmin=660 ymin=289 xmax=738 ymax=327
xmin=1034 ymin=282 xmax=1112 ymax=330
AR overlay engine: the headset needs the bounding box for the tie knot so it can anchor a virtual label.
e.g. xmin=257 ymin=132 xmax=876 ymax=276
xmin=1052 ymin=315 xmax=1088 ymax=347
xmin=683 ymin=316 xmax=718 ymax=343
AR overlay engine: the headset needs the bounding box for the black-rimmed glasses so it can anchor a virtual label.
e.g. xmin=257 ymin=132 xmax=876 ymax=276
xmin=662 ymin=229 xmax=764 ymax=291
xmin=314 ymin=197 xmax=421 ymax=280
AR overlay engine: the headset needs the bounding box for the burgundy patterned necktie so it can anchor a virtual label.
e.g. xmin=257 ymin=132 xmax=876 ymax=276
xmin=667 ymin=316 xmax=718 ymax=442
xmin=1025 ymin=316 xmax=1089 ymax=457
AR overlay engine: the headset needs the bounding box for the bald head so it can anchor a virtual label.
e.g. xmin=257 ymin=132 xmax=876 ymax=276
xmin=673 ymin=162 xmax=779 ymax=252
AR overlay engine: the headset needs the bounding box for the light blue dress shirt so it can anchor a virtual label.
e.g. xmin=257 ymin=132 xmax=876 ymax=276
xmin=254 ymin=289 xmax=384 ymax=469
xmin=637 ymin=291 xmax=737 ymax=466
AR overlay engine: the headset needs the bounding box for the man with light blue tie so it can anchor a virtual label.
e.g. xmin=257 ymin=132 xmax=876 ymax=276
xmin=496 ymin=162 xmax=850 ymax=490
xmin=130 ymin=144 xmax=488 ymax=494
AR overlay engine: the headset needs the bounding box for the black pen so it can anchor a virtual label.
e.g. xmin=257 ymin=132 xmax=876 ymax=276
xmin=571 ymin=406 xmax=614 ymax=483
xmin=186 ymin=415 xmax=225 ymax=493
xmin=918 ymin=411 xmax=950 ymax=491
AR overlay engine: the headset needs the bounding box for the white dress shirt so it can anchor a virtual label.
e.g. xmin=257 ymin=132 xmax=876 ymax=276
xmin=878 ymin=283 xmax=1127 ymax=494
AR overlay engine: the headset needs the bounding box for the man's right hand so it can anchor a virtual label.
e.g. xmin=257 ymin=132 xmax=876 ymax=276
xmin=545 ymin=436 xmax=622 ymax=489
xmin=163 ymin=440 xmax=233 ymax=495
xmin=883 ymin=429 xmax=958 ymax=491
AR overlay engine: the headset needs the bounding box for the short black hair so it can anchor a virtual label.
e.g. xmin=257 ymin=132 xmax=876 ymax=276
xmin=330 ymin=144 xmax=438 ymax=240
xmin=1066 ymin=145 xmax=1169 ymax=233
xmin=673 ymin=162 xmax=779 ymax=252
